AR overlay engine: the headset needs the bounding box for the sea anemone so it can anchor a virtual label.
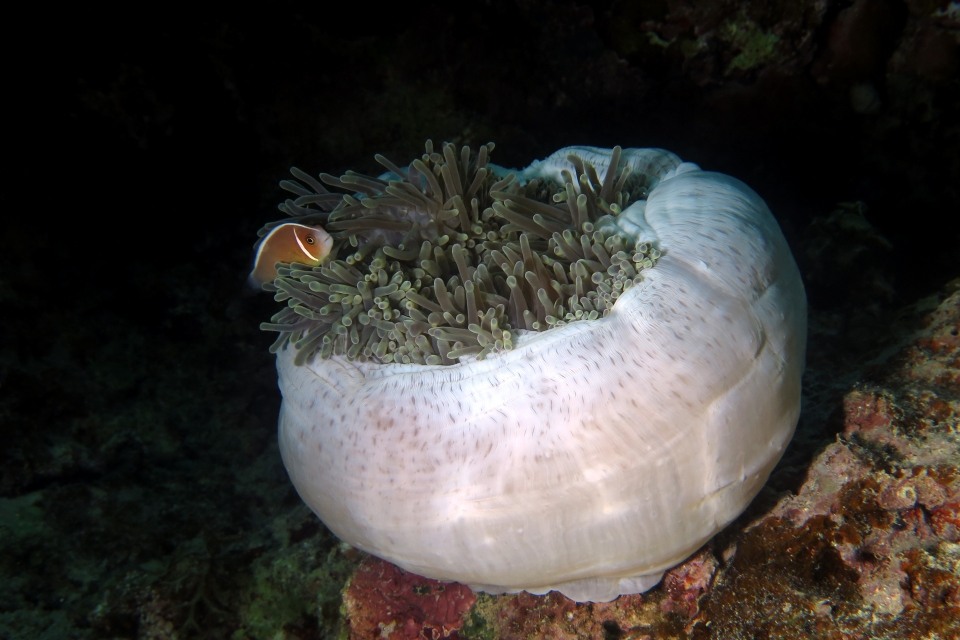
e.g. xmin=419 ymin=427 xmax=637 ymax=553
xmin=258 ymin=141 xmax=675 ymax=366
xmin=260 ymin=142 xmax=807 ymax=602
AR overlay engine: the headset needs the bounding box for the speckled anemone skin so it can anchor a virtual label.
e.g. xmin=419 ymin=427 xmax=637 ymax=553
xmin=275 ymin=146 xmax=806 ymax=602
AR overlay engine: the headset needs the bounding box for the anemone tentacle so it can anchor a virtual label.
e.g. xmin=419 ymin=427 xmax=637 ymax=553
xmin=259 ymin=141 xmax=675 ymax=366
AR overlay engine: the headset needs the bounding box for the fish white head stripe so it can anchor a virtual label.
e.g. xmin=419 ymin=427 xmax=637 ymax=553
xmin=293 ymin=227 xmax=320 ymax=261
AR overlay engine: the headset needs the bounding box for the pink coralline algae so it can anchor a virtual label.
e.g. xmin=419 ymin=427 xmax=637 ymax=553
xmin=658 ymin=547 xmax=719 ymax=619
xmin=342 ymin=556 xmax=476 ymax=639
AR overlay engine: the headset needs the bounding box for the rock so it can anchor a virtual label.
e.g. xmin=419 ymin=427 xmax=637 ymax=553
xmin=342 ymin=556 xmax=475 ymax=640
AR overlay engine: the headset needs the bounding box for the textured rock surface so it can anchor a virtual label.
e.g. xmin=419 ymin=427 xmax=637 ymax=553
xmin=342 ymin=557 xmax=475 ymax=639
xmin=687 ymin=288 xmax=960 ymax=638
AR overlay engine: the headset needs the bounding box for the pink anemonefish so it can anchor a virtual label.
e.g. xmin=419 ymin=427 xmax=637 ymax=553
xmin=249 ymin=223 xmax=334 ymax=287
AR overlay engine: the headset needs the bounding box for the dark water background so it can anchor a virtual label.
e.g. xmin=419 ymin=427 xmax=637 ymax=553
xmin=2 ymin=2 xmax=958 ymax=637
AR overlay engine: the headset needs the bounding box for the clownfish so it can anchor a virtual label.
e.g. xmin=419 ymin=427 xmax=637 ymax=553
xmin=249 ymin=223 xmax=334 ymax=288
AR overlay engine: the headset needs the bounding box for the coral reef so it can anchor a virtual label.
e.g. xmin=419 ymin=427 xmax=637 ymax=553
xmin=5 ymin=0 xmax=959 ymax=637
xmin=0 ymin=248 xmax=362 ymax=639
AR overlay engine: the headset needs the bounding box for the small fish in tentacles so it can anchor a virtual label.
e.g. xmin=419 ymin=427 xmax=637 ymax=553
xmin=249 ymin=223 xmax=333 ymax=287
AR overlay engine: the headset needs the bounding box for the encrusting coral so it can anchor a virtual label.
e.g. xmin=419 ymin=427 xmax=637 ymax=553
xmin=257 ymin=141 xmax=667 ymax=366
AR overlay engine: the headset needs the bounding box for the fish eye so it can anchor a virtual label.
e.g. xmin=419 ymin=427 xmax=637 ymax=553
xmin=306 ymin=237 xmax=315 ymax=244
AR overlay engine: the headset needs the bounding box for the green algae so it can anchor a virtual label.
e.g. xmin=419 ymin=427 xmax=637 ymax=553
xmin=0 ymin=492 xmax=44 ymax=542
xmin=720 ymin=18 xmax=785 ymax=74
xmin=679 ymin=37 xmax=708 ymax=60
xmin=645 ymin=31 xmax=674 ymax=49
xmin=234 ymin=537 xmax=360 ymax=640
xmin=459 ymin=594 xmax=498 ymax=640
xmin=223 ymin=506 xmax=360 ymax=639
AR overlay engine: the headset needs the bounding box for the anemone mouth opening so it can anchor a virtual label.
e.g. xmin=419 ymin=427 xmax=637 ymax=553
xmin=257 ymin=140 xmax=662 ymax=366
